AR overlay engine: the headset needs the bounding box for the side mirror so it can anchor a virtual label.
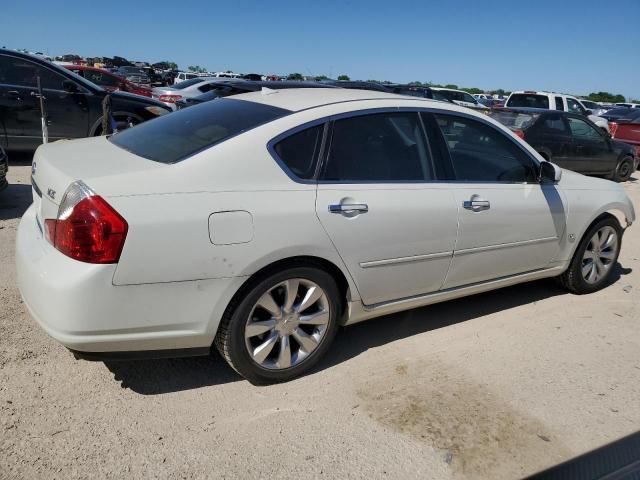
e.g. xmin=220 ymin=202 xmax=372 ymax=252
xmin=118 ymin=82 xmax=127 ymax=91
xmin=62 ymin=80 xmax=79 ymax=93
xmin=585 ymin=109 xmax=593 ymax=115
xmin=539 ymin=161 xmax=562 ymax=183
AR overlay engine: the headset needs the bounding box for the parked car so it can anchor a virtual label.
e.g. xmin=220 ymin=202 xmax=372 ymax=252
xmin=16 ymin=89 xmax=635 ymax=383
xmin=173 ymin=71 xmax=198 ymax=84
xmin=0 ymin=145 xmax=7 ymax=192
xmin=488 ymin=108 xmax=637 ymax=182
xmin=599 ymin=107 xmax=634 ymax=122
xmin=64 ymin=65 xmax=152 ymax=97
xmin=116 ymin=66 xmax=150 ymax=85
xmin=579 ymin=99 xmax=610 ymax=117
xmin=505 ymin=91 xmax=610 ymax=132
xmin=0 ymin=49 xmax=171 ymax=152
xmin=615 ymin=103 xmax=640 ymax=109
xmin=139 ymin=67 xmax=164 ymax=87
xmin=477 ymin=98 xmax=504 ymax=108
xmin=430 ymin=87 xmax=490 ymax=111
xmin=608 ymin=108 xmax=640 ymax=156
xmin=175 ymin=80 xmax=334 ymax=109
xmin=151 ymin=77 xmax=234 ymax=110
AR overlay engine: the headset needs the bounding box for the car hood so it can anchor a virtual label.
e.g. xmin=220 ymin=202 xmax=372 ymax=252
xmin=108 ymin=90 xmax=167 ymax=108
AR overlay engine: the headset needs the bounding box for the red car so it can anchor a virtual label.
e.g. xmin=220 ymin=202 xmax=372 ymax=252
xmin=64 ymin=65 xmax=152 ymax=97
xmin=609 ymin=109 xmax=640 ymax=157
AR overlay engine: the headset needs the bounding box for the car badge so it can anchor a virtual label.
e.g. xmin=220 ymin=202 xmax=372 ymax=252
xmin=47 ymin=188 xmax=56 ymax=200
xmin=32 ymin=162 xmax=37 ymax=175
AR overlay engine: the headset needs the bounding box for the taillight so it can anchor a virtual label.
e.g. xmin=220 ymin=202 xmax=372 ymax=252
xmin=512 ymin=129 xmax=525 ymax=139
xmin=609 ymin=122 xmax=618 ymax=137
xmin=44 ymin=181 xmax=128 ymax=264
xmin=159 ymin=94 xmax=182 ymax=103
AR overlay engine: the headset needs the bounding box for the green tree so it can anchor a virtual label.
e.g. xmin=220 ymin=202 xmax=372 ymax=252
xmin=586 ymin=91 xmax=626 ymax=103
xmin=287 ymin=72 xmax=304 ymax=81
xmin=315 ymin=75 xmax=329 ymax=81
xmin=188 ymin=65 xmax=206 ymax=73
xmin=337 ymin=74 xmax=350 ymax=81
xmin=444 ymin=84 xmax=458 ymax=89
xmin=462 ymin=87 xmax=483 ymax=95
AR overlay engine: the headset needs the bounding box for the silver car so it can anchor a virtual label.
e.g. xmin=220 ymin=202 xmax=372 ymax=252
xmin=152 ymin=78 xmax=240 ymax=111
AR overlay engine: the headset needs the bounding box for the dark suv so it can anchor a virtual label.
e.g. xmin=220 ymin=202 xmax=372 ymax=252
xmin=0 ymin=49 xmax=171 ymax=152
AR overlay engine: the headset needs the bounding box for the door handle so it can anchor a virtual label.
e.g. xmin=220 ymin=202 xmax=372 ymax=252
xmin=329 ymin=203 xmax=369 ymax=215
xmin=463 ymin=198 xmax=490 ymax=210
xmin=30 ymin=91 xmax=45 ymax=99
xmin=7 ymin=90 xmax=22 ymax=100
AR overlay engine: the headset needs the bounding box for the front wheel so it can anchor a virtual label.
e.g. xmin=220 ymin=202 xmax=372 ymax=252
xmin=215 ymin=266 xmax=341 ymax=384
xmin=558 ymin=216 xmax=622 ymax=294
xmin=612 ymin=156 xmax=634 ymax=183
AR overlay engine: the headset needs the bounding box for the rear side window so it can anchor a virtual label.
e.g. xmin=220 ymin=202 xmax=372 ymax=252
xmin=554 ymin=96 xmax=565 ymax=111
xmin=542 ymin=114 xmax=569 ymax=134
xmin=435 ymin=114 xmax=537 ymax=183
xmin=0 ymin=55 xmax=67 ymax=90
xmin=111 ymin=98 xmax=291 ymax=163
xmin=321 ymin=112 xmax=432 ymax=182
xmin=507 ymin=94 xmax=550 ymax=109
xmin=274 ymin=125 xmax=323 ymax=180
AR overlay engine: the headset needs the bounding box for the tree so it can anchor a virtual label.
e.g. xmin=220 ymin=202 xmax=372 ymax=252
xmin=443 ymin=84 xmax=458 ymax=89
xmin=337 ymin=74 xmax=350 ymax=81
xmin=188 ymin=65 xmax=206 ymax=73
xmin=287 ymin=73 xmax=304 ymax=81
xmin=586 ymin=91 xmax=626 ymax=103
xmin=462 ymin=87 xmax=483 ymax=95
xmin=315 ymin=75 xmax=329 ymax=81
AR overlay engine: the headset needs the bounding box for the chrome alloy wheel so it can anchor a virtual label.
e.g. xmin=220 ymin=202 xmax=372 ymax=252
xmin=581 ymin=226 xmax=618 ymax=284
xmin=244 ymin=279 xmax=330 ymax=370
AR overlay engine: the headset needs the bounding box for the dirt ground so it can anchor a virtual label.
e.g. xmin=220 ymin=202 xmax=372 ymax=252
xmin=1 ymin=160 xmax=639 ymax=479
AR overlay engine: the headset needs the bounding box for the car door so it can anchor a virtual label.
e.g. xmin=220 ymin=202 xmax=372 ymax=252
xmin=527 ymin=113 xmax=573 ymax=168
xmin=0 ymin=53 xmax=42 ymax=150
xmin=566 ymin=115 xmax=617 ymax=173
xmin=314 ymin=111 xmax=459 ymax=306
xmin=427 ymin=112 xmax=567 ymax=289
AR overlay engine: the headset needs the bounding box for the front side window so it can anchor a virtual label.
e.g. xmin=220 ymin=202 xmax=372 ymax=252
xmin=111 ymin=98 xmax=291 ymax=163
xmin=462 ymin=92 xmax=478 ymax=104
xmin=0 ymin=55 xmax=67 ymax=90
xmin=507 ymin=94 xmax=550 ymax=109
xmin=435 ymin=114 xmax=537 ymax=183
xmin=274 ymin=125 xmax=323 ymax=180
xmin=567 ymin=98 xmax=586 ymax=115
xmin=321 ymin=112 xmax=432 ymax=182
xmin=567 ymin=117 xmax=602 ymax=140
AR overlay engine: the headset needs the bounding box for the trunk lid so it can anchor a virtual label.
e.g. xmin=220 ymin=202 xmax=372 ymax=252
xmin=30 ymin=136 xmax=165 ymax=224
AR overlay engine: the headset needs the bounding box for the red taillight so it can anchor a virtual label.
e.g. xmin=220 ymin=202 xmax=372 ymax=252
xmin=159 ymin=94 xmax=182 ymax=103
xmin=609 ymin=122 xmax=618 ymax=137
xmin=45 ymin=182 xmax=128 ymax=264
xmin=512 ymin=129 xmax=525 ymax=139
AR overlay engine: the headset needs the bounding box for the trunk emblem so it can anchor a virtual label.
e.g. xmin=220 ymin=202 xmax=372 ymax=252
xmin=47 ymin=188 xmax=56 ymax=200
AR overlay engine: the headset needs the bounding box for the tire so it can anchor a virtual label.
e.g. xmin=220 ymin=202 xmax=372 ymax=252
xmin=215 ymin=266 xmax=341 ymax=384
xmin=557 ymin=216 xmax=622 ymax=294
xmin=612 ymin=156 xmax=634 ymax=183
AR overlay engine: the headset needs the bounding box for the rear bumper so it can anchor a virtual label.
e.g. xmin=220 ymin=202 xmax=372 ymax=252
xmin=16 ymin=204 xmax=246 ymax=354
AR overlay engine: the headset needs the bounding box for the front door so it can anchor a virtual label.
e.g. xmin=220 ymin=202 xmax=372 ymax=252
xmin=429 ymin=112 xmax=566 ymax=289
xmin=315 ymin=111 xmax=459 ymax=305
xmin=566 ymin=115 xmax=617 ymax=174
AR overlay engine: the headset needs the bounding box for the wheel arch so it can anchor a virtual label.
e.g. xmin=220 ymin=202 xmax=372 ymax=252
xmin=89 ymin=110 xmax=144 ymax=136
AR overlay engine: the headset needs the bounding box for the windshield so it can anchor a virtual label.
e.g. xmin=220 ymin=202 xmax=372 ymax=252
xmin=488 ymin=110 xmax=539 ymax=130
xmin=111 ymin=98 xmax=291 ymax=163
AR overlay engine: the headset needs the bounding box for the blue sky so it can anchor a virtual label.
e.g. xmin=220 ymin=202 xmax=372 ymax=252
xmin=3 ymin=0 xmax=639 ymax=99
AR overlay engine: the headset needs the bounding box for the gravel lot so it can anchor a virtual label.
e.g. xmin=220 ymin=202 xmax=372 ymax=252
xmin=1 ymin=160 xmax=639 ymax=479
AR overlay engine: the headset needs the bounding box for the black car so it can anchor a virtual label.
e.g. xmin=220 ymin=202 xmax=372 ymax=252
xmin=599 ymin=107 xmax=633 ymax=122
xmin=116 ymin=66 xmax=150 ymax=85
xmin=175 ymin=80 xmax=336 ymax=109
xmin=0 ymin=49 xmax=171 ymax=152
xmin=0 ymin=145 xmax=8 ymax=192
xmin=489 ymin=108 xmax=637 ymax=182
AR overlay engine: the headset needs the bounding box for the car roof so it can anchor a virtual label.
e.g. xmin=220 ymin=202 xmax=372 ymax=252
xmin=228 ymin=88 xmax=430 ymax=112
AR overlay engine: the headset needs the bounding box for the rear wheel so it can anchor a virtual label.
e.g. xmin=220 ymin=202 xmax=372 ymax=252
xmin=215 ymin=266 xmax=340 ymax=384
xmin=558 ymin=216 xmax=622 ymax=294
xmin=612 ymin=156 xmax=634 ymax=182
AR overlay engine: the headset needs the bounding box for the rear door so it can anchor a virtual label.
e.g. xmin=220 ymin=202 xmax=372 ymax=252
xmin=427 ymin=112 xmax=566 ymax=289
xmin=314 ymin=110 xmax=459 ymax=305
xmin=566 ymin=115 xmax=617 ymax=173
xmin=527 ymin=113 xmax=573 ymax=167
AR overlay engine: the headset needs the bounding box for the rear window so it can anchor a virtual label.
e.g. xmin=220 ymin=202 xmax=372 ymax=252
xmin=173 ymin=78 xmax=206 ymax=89
xmin=488 ymin=111 xmax=539 ymax=129
xmin=111 ymin=98 xmax=291 ymax=163
xmin=507 ymin=94 xmax=550 ymax=109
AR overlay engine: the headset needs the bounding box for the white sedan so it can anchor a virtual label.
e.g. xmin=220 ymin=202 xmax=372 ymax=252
xmin=17 ymin=89 xmax=635 ymax=383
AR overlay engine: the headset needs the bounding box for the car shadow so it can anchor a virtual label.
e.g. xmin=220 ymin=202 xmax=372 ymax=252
xmin=104 ymin=263 xmax=631 ymax=394
xmin=0 ymin=182 xmax=32 ymax=221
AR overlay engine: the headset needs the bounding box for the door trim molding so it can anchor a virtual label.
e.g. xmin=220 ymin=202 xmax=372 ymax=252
xmin=454 ymin=236 xmax=558 ymax=256
xmin=359 ymin=251 xmax=453 ymax=269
